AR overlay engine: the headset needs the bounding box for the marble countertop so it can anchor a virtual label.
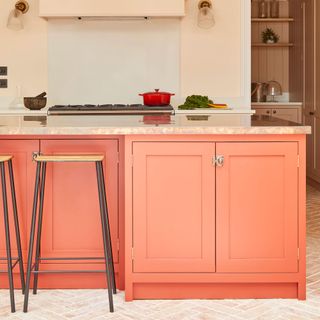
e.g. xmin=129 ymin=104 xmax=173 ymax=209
xmin=0 ymin=107 xmax=254 ymax=115
xmin=0 ymin=108 xmax=49 ymax=116
xmin=175 ymin=109 xmax=255 ymax=114
xmin=0 ymin=114 xmax=311 ymax=135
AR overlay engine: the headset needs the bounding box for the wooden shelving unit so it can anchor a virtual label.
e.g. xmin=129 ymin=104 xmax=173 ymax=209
xmin=251 ymin=0 xmax=302 ymax=99
xmin=251 ymin=18 xmax=294 ymax=22
xmin=252 ymin=43 xmax=294 ymax=48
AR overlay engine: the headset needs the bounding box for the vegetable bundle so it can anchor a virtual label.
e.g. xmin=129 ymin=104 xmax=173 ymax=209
xmin=178 ymin=95 xmax=214 ymax=110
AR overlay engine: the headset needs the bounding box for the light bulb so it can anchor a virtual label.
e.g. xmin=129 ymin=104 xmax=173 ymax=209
xmin=7 ymin=9 xmax=24 ymax=31
xmin=198 ymin=2 xmax=215 ymax=29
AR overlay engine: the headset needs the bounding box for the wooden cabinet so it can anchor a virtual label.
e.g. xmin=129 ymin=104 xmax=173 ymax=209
xmin=0 ymin=140 xmax=38 ymax=279
xmin=39 ymin=140 xmax=119 ymax=269
xmin=216 ymin=142 xmax=299 ymax=273
xmin=131 ymin=141 xmax=299 ymax=274
xmin=253 ymin=104 xmax=302 ymax=123
xmin=305 ymin=0 xmax=320 ymax=183
xmin=306 ymin=115 xmax=320 ymax=182
xmin=39 ymin=0 xmax=185 ymax=17
xmin=251 ymin=1 xmax=296 ymax=97
xmin=272 ymin=108 xmax=301 ymax=122
xmin=1 ymin=138 xmax=123 ymax=289
xmin=132 ymin=142 xmax=216 ymax=273
xmin=126 ymin=137 xmax=305 ymax=301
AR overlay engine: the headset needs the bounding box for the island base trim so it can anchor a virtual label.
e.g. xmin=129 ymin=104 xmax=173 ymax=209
xmin=127 ymin=282 xmax=303 ymax=301
xmin=0 ymin=269 xmax=124 ymax=290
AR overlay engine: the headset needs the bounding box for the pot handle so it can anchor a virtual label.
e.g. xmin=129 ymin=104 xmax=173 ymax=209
xmin=154 ymin=89 xmax=175 ymax=96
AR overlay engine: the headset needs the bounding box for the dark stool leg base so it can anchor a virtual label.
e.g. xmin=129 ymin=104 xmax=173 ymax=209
xmin=99 ymin=163 xmax=117 ymax=294
xmin=8 ymin=159 xmax=26 ymax=294
xmin=1 ymin=163 xmax=16 ymax=313
xmin=33 ymin=162 xmax=47 ymax=295
xmin=97 ymin=162 xmax=114 ymax=312
xmin=23 ymin=162 xmax=42 ymax=313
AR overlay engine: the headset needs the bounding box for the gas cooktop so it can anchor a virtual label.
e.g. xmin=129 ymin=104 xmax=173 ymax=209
xmin=48 ymin=104 xmax=175 ymax=116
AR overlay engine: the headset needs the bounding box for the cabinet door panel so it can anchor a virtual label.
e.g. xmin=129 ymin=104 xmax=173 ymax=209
xmin=272 ymin=108 xmax=299 ymax=123
xmin=254 ymin=108 xmax=272 ymax=116
xmin=0 ymin=140 xmax=38 ymax=267
xmin=40 ymin=140 xmax=119 ymax=264
xmin=133 ymin=142 xmax=215 ymax=273
xmin=216 ymin=142 xmax=298 ymax=273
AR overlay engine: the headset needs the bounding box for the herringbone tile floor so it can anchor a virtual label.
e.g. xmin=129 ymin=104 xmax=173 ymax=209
xmin=1 ymin=186 xmax=320 ymax=319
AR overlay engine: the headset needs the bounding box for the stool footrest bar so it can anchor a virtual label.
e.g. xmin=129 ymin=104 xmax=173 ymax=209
xmin=39 ymin=257 xmax=106 ymax=261
xmin=0 ymin=258 xmax=20 ymax=272
xmin=32 ymin=270 xmax=107 ymax=274
xmin=11 ymin=260 xmax=19 ymax=270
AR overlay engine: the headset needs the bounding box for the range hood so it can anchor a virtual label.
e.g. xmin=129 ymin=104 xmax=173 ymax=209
xmin=39 ymin=0 xmax=185 ymax=18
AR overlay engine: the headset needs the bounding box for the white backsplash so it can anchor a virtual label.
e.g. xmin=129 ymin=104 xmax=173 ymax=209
xmin=48 ymin=19 xmax=180 ymax=106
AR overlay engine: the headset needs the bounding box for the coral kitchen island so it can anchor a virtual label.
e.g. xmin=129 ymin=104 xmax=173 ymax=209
xmin=0 ymin=114 xmax=311 ymax=301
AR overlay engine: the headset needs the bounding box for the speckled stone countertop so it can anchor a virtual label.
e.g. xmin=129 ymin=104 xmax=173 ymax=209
xmin=0 ymin=114 xmax=311 ymax=135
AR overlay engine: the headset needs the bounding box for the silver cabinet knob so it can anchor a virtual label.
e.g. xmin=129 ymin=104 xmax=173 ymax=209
xmin=215 ymin=155 xmax=225 ymax=167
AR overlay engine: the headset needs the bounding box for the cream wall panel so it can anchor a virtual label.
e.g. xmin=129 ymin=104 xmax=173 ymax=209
xmin=39 ymin=0 xmax=185 ymax=17
xmin=181 ymin=0 xmax=251 ymax=109
xmin=0 ymin=0 xmax=48 ymax=98
xmin=0 ymin=0 xmax=251 ymax=110
xmin=47 ymin=19 xmax=180 ymax=105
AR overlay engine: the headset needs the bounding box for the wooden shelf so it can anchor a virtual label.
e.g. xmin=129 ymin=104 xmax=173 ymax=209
xmin=251 ymin=18 xmax=294 ymax=22
xmin=252 ymin=43 xmax=294 ymax=48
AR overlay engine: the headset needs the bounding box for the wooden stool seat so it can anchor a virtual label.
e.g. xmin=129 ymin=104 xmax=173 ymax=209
xmin=0 ymin=155 xmax=13 ymax=162
xmin=34 ymin=154 xmax=104 ymax=163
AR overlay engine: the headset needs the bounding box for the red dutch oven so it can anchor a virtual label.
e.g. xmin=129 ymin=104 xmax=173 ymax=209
xmin=139 ymin=89 xmax=175 ymax=106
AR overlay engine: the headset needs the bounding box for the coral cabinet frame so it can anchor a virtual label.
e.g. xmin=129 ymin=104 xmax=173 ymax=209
xmin=124 ymin=134 xmax=306 ymax=301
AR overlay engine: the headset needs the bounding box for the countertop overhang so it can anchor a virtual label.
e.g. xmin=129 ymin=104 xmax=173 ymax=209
xmin=0 ymin=114 xmax=311 ymax=135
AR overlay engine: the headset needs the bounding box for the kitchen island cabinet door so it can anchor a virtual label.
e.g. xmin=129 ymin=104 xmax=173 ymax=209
xmin=0 ymin=140 xmax=38 ymax=278
xmin=132 ymin=142 xmax=216 ymax=273
xmin=216 ymin=142 xmax=299 ymax=273
xmin=39 ymin=140 xmax=119 ymax=267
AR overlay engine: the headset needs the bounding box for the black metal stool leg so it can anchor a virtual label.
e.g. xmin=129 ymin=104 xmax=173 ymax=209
xmin=96 ymin=162 xmax=114 ymax=313
xmin=98 ymin=162 xmax=117 ymax=294
xmin=1 ymin=163 xmax=15 ymax=313
xmin=8 ymin=159 xmax=26 ymax=294
xmin=23 ymin=162 xmax=42 ymax=313
xmin=33 ymin=162 xmax=47 ymax=295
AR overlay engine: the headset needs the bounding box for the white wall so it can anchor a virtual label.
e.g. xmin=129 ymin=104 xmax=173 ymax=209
xmin=181 ymin=0 xmax=251 ymax=108
xmin=0 ymin=0 xmax=251 ymax=109
xmin=0 ymin=0 xmax=47 ymax=99
xmin=47 ymin=19 xmax=180 ymax=105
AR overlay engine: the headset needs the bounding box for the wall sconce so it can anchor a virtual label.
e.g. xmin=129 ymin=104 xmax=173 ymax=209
xmin=198 ymin=0 xmax=215 ymax=29
xmin=7 ymin=0 xmax=29 ymax=31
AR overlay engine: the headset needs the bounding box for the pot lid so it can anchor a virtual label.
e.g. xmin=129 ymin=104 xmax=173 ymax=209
xmin=141 ymin=89 xmax=174 ymax=95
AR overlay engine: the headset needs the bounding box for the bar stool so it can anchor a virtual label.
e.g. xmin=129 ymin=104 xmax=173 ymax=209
xmin=0 ymin=156 xmax=25 ymax=313
xmin=23 ymin=154 xmax=116 ymax=313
